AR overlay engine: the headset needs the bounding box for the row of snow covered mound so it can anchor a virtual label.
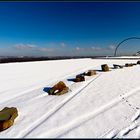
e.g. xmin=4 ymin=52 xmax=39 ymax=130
xmin=46 ymin=61 xmax=140 ymax=96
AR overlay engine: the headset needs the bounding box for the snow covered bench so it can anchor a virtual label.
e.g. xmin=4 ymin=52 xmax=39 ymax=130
xmin=0 ymin=107 xmax=18 ymax=132
xmin=48 ymin=81 xmax=69 ymax=96
xmin=74 ymin=74 xmax=85 ymax=82
xmin=125 ymin=63 xmax=133 ymax=67
xmin=137 ymin=61 xmax=140 ymax=64
xmin=83 ymin=70 xmax=96 ymax=76
xmin=101 ymin=64 xmax=109 ymax=72
xmin=113 ymin=64 xmax=123 ymax=69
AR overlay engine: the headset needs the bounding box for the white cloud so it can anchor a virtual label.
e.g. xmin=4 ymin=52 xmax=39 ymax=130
xmin=13 ymin=43 xmax=116 ymax=56
xmin=14 ymin=43 xmax=54 ymax=52
xmin=108 ymin=45 xmax=116 ymax=50
xmin=26 ymin=44 xmax=36 ymax=48
xmin=76 ymin=47 xmax=80 ymax=51
xmin=90 ymin=45 xmax=116 ymax=51
xmin=38 ymin=48 xmax=54 ymax=52
xmin=60 ymin=42 xmax=66 ymax=48
xmin=15 ymin=44 xmax=36 ymax=50
xmin=91 ymin=46 xmax=102 ymax=51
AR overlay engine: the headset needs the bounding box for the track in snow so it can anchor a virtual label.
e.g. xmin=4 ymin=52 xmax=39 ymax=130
xmin=1 ymin=60 xmax=139 ymax=138
xmin=16 ymin=74 xmax=102 ymax=138
xmin=17 ymin=65 xmax=140 ymax=138
xmin=34 ymin=86 xmax=140 ymax=138
xmin=99 ymin=88 xmax=140 ymax=138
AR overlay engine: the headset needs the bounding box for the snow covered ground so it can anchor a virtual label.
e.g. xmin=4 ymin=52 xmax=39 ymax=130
xmin=0 ymin=58 xmax=140 ymax=138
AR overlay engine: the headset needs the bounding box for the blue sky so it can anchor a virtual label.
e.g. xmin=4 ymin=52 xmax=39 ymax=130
xmin=0 ymin=2 xmax=140 ymax=56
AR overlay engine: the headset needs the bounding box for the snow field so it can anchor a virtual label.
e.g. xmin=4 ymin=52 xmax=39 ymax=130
xmin=0 ymin=58 xmax=140 ymax=138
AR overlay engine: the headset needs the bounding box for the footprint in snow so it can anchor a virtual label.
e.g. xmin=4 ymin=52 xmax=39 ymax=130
xmin=121 ymin=96 xmax=138 ymax=111
xmin=125 ymin=100 xmax=128 ymax=103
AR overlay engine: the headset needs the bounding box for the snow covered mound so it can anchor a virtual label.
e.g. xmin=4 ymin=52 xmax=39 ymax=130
xmin=0 ymin=58 xmax=140 ymax=138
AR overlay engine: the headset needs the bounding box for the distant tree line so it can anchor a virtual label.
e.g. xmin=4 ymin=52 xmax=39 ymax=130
xmin=0 ymin=56 xmax=99 ymax=64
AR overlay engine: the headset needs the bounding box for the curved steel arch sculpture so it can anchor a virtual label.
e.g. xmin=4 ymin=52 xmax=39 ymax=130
xmin=114 ymin=37 xmax=140 ymax=56
xmin=134 ymin=50 xmax=140 ymax=55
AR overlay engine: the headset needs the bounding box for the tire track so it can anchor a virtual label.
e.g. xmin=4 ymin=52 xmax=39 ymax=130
xmin=16 ymin=74 xmax=102 ymax=138
xmin=119 ymin=122 xmax=138 ymax=137
xmin=103 ymin=129 xmax=119 ymax=138
xmin=105 ymin=85 xmax=140 ymax=138
xmin=131 ymin=110 xmax=140 ymax=122
xmin=136 ymin=126 xmax=140 ymax=137
xmin=104 ymin=123 xmax=138 ymax=138
xmin=34 ymin=86 xmax=140 ymax=138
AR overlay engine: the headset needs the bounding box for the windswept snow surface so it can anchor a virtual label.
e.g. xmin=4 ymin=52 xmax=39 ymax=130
xmin=0 ymin=58 xmax=140 ymax=138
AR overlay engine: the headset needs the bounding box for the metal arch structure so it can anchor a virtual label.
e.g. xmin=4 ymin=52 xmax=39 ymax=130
xmin=134 ymin=50 xmax=140 ymax=56
xmin=114 ymin=37 xmax=140 ymax=56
